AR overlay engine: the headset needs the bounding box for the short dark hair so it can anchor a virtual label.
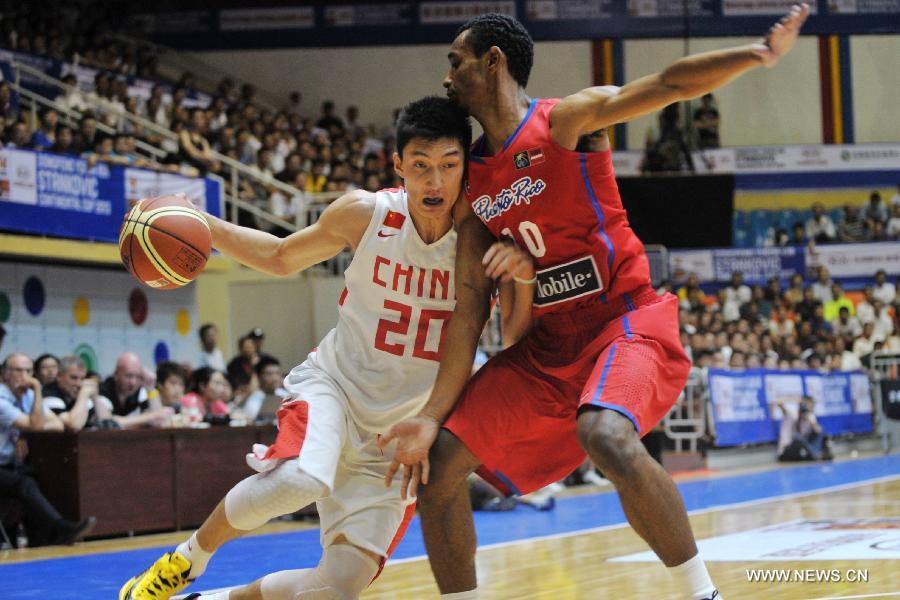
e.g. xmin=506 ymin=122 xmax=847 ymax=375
xmin=199 ymin=323 xmax=216 ymax=339
xmin=156 ymin=360 xmax=186 ymax=386
xmin=188 ymin=366 xmax=215 ymax=393
xmin=396 ymin=96 xmax=471 ymax=158
xmin=254 ymin=355 xmax=281 ymax=377
xmin=457 ymin=13 xmax=534 ymax=88
xmin=34 ymin=353 xmax=59 ymax=371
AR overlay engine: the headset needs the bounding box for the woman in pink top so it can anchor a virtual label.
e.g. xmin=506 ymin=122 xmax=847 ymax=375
xmin=181 ymin=367 xmax=230 ymax=425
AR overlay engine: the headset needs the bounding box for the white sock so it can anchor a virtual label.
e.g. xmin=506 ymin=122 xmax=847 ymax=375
xmin=175 ymin=532 xmax=213 ymax=580
xmin=200 ymin=591 xmax=230 ymax=600
xmin=669 ymin=554 xmax=718 ymax=599
xmin=441 ymin=591 xmax=478 ymax=599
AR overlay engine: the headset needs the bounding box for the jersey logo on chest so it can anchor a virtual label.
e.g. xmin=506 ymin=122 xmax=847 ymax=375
xmin=534 ymin=255 xmax=603 ymax=307
xmin=513 ymin=147 xmax=545 ymax=170
xmin=472 ymin=176 xmax=547 ymax=223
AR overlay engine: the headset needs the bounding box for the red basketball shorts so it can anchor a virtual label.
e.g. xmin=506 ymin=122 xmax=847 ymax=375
xmin=444 ymin=288 xmax=690 ymax=496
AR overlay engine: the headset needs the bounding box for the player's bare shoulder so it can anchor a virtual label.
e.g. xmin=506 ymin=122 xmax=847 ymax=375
xmin=549 ymin=86 xmax=620 ymax=149
xmin=318 ymin=189 xmax=378 ymax=252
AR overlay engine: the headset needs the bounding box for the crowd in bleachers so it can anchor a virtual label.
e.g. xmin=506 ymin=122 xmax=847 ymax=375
xmin=665 ymin=267 xmax=900 ymax=372
xmin=1 ymin=1 xmax=404 ymax=233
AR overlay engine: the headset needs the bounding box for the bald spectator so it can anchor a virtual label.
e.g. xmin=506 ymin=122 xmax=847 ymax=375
xmin=98 ymin=353 xmax=173 ymax=429
xmin=1 ymin=353 xmax=94 ymax=546
xmin=41 ymin=356 xmax=94 ymax=432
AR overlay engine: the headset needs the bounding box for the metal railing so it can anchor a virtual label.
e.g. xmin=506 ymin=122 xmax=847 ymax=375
xmin=663 ymin=367 xmax=707 ymax=453
xmin=9 ymin=61 xmax=343 ymax=236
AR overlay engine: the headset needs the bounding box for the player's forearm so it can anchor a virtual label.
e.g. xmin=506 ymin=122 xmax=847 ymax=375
xmin=661 ymin=46 xmax=763 ymax=100
xmin=206 ymin=213 xmax=289 ymax=276
xmin=501 ymin=281 xmax=535 ymax=348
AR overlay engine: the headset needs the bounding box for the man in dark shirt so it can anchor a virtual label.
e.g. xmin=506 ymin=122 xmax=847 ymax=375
xmin=41 ymin=355 xmax=93 ymax=432
xmin=98 ymin=352 xmax=172 ymax=429
xmin=693 ymin=93 xmax=720 ymax=149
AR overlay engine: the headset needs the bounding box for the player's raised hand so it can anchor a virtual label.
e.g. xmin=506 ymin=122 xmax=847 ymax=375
xmin=378 ymin=414 xmax=440 ymax=499
xmin=483 ymin=240 xmax=535 ymax=283
xmin=751 ymin=3 xmax=810 ymax=67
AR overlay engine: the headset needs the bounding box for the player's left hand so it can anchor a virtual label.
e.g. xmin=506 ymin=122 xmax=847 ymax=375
xmin=483 ymin=240 xmax=535 ymax=283
xmin=378 ymin=415 xmax=440 ymax=499
xmin=751 ymin=3 xmax=810 ymax=67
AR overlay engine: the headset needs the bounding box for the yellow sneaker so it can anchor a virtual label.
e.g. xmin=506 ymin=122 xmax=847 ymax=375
xmin=119 ymin=551 xmax=192 ymax=600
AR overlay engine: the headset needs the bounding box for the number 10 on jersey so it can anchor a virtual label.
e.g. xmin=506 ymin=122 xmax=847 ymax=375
xmin=374 ymin=300 xmax=453 ymax=361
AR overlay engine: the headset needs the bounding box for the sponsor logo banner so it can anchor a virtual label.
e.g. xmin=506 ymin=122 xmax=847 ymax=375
xmin=534 ymin=255 xmax=603 ymax=306
xmin=324 ymin=4 xmax=413 ymax=27
xmin=722 ymin=0 xmax=819 ymax=15
xmin=612 ymin=519 xmax=900 ymax=562
xmin=219 ymin=7 xmax=314 ymax=31
xmin=805 ymin=241 xmax=900 ymax=278
xmin=419 ymin=1 xmax=516 ymax=23
xmin=708 ymin=369 xmax=872 ymax=447
xmin=527 ymin=0 xmax=612 ymax=20
xmin=0 ymin=148 xmax=221 ymax=243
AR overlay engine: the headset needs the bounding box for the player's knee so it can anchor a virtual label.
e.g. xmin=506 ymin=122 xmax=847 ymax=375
xmin=224 ymin=463 xmax=326 ymax=531
xmin=577 ymin=409 xmax=644 ymax=479
xmin=418 ymin=429 xmax=478 ymax=504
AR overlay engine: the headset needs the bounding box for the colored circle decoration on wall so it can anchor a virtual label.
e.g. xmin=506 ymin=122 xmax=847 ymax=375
xmin=73 ymin=297 xmax=90 ymax=326
xmin=154 ymin=341 xmax=170 ymax=365
xmin=23 ymin=276 xmax=45 ymax=316
xmin=0 ymin=292 xmax=9 ymax=323
xmin=129 ymin=288 xmax=148 ymax=326
xmin=73 ymin=343 xmax=98 ymax=374
xmin=176 ymin=309 xmax=191 ymax=336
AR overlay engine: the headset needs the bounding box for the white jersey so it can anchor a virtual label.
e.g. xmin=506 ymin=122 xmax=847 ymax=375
xmin=301 ymin=188 xmax=457 ymax=433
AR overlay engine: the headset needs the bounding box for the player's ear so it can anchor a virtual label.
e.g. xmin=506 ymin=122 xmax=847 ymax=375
xmin=487 ymin=46 xmax=503 ymax=70
xmin=392 ymin=152 xmax=403 ymax=177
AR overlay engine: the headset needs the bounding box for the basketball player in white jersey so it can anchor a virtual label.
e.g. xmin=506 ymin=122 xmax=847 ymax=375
xmin=120 ymin=97 xmax=536 ymax=600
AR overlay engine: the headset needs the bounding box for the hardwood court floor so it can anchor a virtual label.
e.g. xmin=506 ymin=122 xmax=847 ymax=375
xmin=2 ymin=453 xmax=898 ymax=599
xmin=364 ymin=476 xmax=900 ymax=599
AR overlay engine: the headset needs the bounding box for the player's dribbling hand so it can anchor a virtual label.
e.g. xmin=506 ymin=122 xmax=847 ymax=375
xmin=378 ymin=415 xmax=440 ymax=500
xmin=483 ymin=240 xmax=535 ymax=283
xmin=751 ymin=3 xmax=810 ymax=67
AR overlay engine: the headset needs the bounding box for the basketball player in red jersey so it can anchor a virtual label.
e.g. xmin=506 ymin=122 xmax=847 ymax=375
xmin=379 ymin=5 xmax=810 ymax=599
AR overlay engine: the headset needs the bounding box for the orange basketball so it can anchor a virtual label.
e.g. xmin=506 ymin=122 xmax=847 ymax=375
xmin=118 ymin=195 xmax=211 ymax=289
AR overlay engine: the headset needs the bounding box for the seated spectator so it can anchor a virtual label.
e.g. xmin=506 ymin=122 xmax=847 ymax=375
xmin=837 ymin=204 xmax=867 ymax=242
xmin=51 ymin=124 xmax=76 ymax=155
xmin=0 ymin=352 xmax=95 ymax=546
xmin=33 ymin=354 xmax=59 ymax=388
xmin=41 ymin=355 xmax=94 ymax=432
xmin=856 ymin=285 xmax=876 ymax=324
xmin=5 ymin=120 xmax=30 ymax=148
xmin=83 ymin=134 xmax=127 ymax=167
xmin=873 ymin=269 xmax=896 ymax=305
xmin=810 ymin=266 xmax=833 ymax=305
xmin=29 ymin=107 xmax=58 ymax=150
xmin=824 ymin=283 xmax=855 ymax=321
xmin=241 ymin=356 xmax=289 ymax=422
xmin=790 ymin=222 xmax=806 ymax=246
xmin=864 ymin=191 xmax=888 ymax=225
xmin=0 ymin=81 xmax=17 ymax=121
xmin=178 ymin=108 xmax=220 ymax=175
xmin=887 ymin=202 xmax=900 ymax=239
xmin=831 ymin=306 xmax=862 ymax=339
xmin=316 ymin=100 xmax=344 ymax=134
xmin=774 ymin=396 xmax=831 ymax=461
xmin=198 ymin=323 xmax=227 ymax=372
xmin=54 ymin=74 xmax=88 ymax=113
xmin=805 ymin=203 xmax=836 ymax=243
xmin=872 ymin=300 xmax=894 ymax=340
xmin=852 ymin=322 xmax=878 ymax=360
xmin=870 ymin=220 xmax=888 ymax=241
xmin=99 ymin=352 xmax=173 ymax=429
xmin=783 ymin=273 xmax=805 ymax=307
xmin=180 ymin=367 xmax=230 ymax=425
xmin=72 ymin=113 xmax=99 ymax=155
xmin=305 ymin=159 xmax=328 ymax=193
xmin=153 ymin=361 xmax=187 ymax=413
xmin=723 ymin=270 xmax=750 ymax=316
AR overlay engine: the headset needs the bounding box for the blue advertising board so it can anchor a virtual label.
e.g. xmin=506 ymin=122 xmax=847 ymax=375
xmin=0 ymin=148 xmax=222 ymax=244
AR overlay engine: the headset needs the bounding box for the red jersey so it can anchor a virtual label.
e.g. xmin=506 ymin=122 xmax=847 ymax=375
xmin=466 ymin=98 xmax=651 ymax=317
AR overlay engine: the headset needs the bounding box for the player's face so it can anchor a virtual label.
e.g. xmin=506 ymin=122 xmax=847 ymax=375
xmin=394 ymin=137 xmax=464 ymax=222
xmin=445 ymin=31 xmax=485 ymax=114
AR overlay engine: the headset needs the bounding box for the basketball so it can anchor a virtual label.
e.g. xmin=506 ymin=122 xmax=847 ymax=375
xmin=118 ymin=195 xmax=211 ymax=289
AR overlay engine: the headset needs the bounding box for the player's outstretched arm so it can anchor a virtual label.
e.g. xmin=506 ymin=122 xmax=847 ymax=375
xmin=206 ymin=190 xmax=374 ymax=277
xmin=550 ymin=3 xmax=809 ymax=145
